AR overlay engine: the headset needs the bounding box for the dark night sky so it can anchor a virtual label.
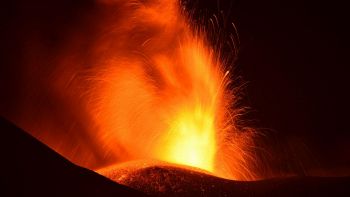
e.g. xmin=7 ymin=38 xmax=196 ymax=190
xmin=0 ymin=0 xmax=349 ymax=177
xmin=216 ymin=0 xmax=350 ymax=175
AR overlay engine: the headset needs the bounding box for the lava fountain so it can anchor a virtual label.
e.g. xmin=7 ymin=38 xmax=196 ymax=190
xmin=4 ymin=1 xmax=350 ymax=196
xmin=6 ymin=0 xmax=256 ymax=182
xmin=88 ymin=0 xmax=256 ymax=180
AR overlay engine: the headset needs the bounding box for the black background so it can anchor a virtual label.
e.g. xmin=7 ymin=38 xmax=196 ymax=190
xmin=1 ymin=0 xmax=349 ymax=178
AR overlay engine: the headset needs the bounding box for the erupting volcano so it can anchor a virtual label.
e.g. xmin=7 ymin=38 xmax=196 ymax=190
xmin=2 ymin=0 xmax=256 ymax=182
xmin=88 ymin=0 xmax=255 ymax=180
xmin=2 ymin=0 xmax=350 ymax=196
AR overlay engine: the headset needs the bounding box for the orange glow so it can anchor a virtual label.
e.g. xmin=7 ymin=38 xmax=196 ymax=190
xmin=12 ymin=0 xmax=257 ymax=181
xmin=163 ymin=107 xmax=216 ymax=172
xmin=154 ymin=39 xmax=222 ymax=173
xmin=87 ymin=0 xmax=255 ymax=179
xmin=92 ymin=34 xmax=225 ymax=176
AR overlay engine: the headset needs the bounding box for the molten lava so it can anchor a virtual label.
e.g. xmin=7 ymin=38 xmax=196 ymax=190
xmin=88 ymin=0 xmax=254 ymax=180
xmin=10 ymin=0 xmax=256 ymax=181
xmin=164 ymin=106 xmax=217 ymax=172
